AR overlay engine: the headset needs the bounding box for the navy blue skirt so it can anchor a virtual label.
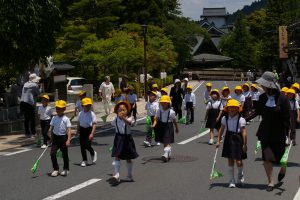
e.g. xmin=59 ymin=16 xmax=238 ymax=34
xmin=222 ymin=131 xmax=247 ymax=160
xmin=155 ymin=121 xmax=174 ymax=144
xmin=111 ymin=134 xmax=139 ymax=160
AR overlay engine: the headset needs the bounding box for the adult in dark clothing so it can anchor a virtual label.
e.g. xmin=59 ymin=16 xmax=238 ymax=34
xmin=120 ymin=75 xmax=128 ymax=94
xmin=20 ymin=73 xmax=41 ymax=138
xmin=170 ymin=79 xmax=184 ymax=120
xmin=247 ymin=71 xmax=290 ymax=192
xmin=181 ymin=78 xmax=189 ymax=98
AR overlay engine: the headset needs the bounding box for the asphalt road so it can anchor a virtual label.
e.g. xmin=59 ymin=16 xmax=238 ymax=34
xmin=0 ymin=81 xmax=299 ymax=200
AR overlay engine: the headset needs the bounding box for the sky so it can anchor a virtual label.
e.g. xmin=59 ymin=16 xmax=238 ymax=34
xmin=179 ymin=0 xmax=256 ymax=20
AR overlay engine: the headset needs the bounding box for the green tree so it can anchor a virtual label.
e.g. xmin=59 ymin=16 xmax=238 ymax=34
xmin=0 ymin=0 xmax=61 ymax=70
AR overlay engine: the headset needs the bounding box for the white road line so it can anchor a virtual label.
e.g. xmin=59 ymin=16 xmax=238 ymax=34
xmin=294 ymin=187 xmax=300 ymax=200
xmin=43 ymin=178 xmax=102 ymax=200
xmin=193 ymin=81 xmax=205 ymax=92
xmin=178 ymin=129 xmax=210 ymax=145
xmin=3 ymin=148 xmax=33 ymax=156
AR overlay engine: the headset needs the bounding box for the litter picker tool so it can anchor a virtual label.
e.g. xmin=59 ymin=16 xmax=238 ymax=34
xmin=254 ymin=140 xmax=261 ymax=154
xmin=210 ymin=148 xmax=223 ymax=180
xmin=101 ymin=114 xmax=108 ymax=123
xmin=31 ymin=146 xmax=48 ymax=173
xmin=146 ymin=116 xmax=156 ymax=139
xmin=280 ymin=142 xmax=293 ymax=168
xmin=178 ymin=111 xmax=187 ymax=124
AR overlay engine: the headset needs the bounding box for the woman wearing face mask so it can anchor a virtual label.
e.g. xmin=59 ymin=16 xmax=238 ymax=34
xmin=247 ymin=71 xmax=290 ymax=192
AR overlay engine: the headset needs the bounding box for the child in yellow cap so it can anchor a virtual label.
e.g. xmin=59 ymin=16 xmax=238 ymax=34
xmin=204 ymin=83 xmax=212 ymax=104
xmin=127 ymin=85 xmax=138 ymax=124
xmin=232 ymin=86 xmax=245 ymax=107
xmin=114 ymin=88 xmax=125 ymax=104
xmin=242 ymin=83 xmax=252 ymax=123
xmin=77 ymin=98 xmax=97 ymax=167
xmin=184 ymin=85 xmax=196 ymax=124
xmin=152 ymin=84 xmax=161 ymax=102
xmin=286 ymin=89 xmax=300 ymax=146
xmin=152 ymin=96 xmax=179 ymax=162
xmin=49 ymin=100 xmax=71 ymax=177
xmin=216 ymin=99 xmax=247 ymax=188
xmin=38 ymin=95 xmax=53 ymax=149
xmin=73 ymin=91 xmax=87 ymax=119
xmin=250 ymin=84 xmax=261 ymax=121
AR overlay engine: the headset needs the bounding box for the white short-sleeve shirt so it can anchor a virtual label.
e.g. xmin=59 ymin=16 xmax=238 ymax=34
xmin=220 ymin=95 xmax=232 ymax=107
xmin=78 ymin=110 xmax=97 ymax=128
xmin=206 ymin=100 xmax=223 ymax=110
xmin=145 ymin=101 xmax=159 ymax=116
xmin=221 ymin=115 xmax=246 ymax=133
xmin=204 ymin=90 xmax=211 ymax=103
xmin=289 ymin=99 xmax=300 ymax=111
xmin=156 ymin=91 xmax=161 ymax=102
xmin=111 ymin=116 xmax=134 ymax=134
xmin=251 ymin=91 xmax=261 ymax=101
xmin=99 ymin=82 xmax=115 ymax=101
xmin=232 ymin=94 xmax=245 ymax=105
xmin=155 ymin=108 xmax=176 ymax=123
xmin=127 ymin=93 xmax=137 ymax=104
xmin=50 ymin=115 xmax=72 ymax=136
xmin=75 ymin=99 xmax=83 ymax=112
xmin=38 ymin=105 xmax=52 ymax=120
xmin=184 ymin=92 xmax=196 ymax=106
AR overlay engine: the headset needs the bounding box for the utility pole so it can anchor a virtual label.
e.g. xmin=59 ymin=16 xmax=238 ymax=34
xmin=142 ymin=24 xmax=148 ymax=101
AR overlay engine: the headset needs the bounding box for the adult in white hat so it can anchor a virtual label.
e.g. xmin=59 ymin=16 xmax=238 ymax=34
xmin=170 ymin=79 xmax=184 ymax=120
xmin=247 ymin=71 xmax=290 ymax=192
xmin=20 ymin=73 xmax=41 ymax=138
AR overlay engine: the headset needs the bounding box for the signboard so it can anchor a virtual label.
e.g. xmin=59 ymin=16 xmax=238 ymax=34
xmin=53 ymin=75 xmax=66 ymax=83
xmin=279 ymin=26 xmax=288 ymax=59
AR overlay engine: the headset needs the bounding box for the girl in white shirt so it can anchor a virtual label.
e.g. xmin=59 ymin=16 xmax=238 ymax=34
xmin=38 ymin=95 xmax=52 ymax=148
xmin=216 ymin=99 xmax=247 ymax=188
xmin=152 ymin=95 xmax=179 ymax=162
xmin=242 ymin=83 xmax=252 ymax=121
xmin=205 ymin=89 xmax=223 ymax=145
xmin=184 ymin=85 xmax=196 ymax=124
xmin=232 ymin=86 xmax=245 ymax=107
xmin=110 ymin=101 xmax=138 ymax=185
xmin=77 ymin=98 xmax=97 ymax=167
xmin=286 ymin=89 xmax=300 ymax=145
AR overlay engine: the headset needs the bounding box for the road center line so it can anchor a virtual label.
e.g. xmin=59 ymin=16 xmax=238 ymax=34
xmin=42 ymin=178 xmax=102 ymax=200
xmin=178 ymin=129 xmax=210 ymax=145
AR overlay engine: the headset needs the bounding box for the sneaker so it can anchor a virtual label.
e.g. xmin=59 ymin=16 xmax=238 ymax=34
xmin=246 ymin=122 xmax=250 ymax=125
xmin=60 ymin=170 xmax=69 ymax=176
xmin=228 ymin=179 xmax=236 ymax=188
xmin=143 ymin=141 xmax=151 ymax=147
xmin=208 ymin=139 xmax=214 ymax=145
xmin=92 ymin=151 xmax=97 ymax=163
xmin=50 ymin=170 xmax=59 ymax=177
xmin=156 ymin=142 xmax=161 ymax=146
xmin=237 ymin=174 xmax=245 ymax=185
xmin=285 ymin=137 xmax=290 ymax=145
xmin=161 ymin=152 xmax=169 ymax=162
xmin=81 ymin=161 xmax=87 ymax=167
xmin=123 ymin=176 xmax=134 ymax=182
xmin=110 ymin=175 xmax=120 ymax=185
xmin=41 ymin=144 xmax=47 ymax=149
xmin=292 ymin=140 xmax=297 ymax=146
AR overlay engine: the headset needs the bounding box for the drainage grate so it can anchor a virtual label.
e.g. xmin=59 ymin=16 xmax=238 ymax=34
xmin=142 ymin=155 xmax=198 ymax=163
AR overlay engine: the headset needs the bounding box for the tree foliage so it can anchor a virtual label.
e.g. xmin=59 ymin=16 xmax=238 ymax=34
xmin=0 ymin=0 xmax=61 ymax=70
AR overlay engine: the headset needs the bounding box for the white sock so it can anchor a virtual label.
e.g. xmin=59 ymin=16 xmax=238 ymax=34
xmin=237 ymin=166 xmax=244 ymax=178
xmin=164 ymin=147 xmax=171 ymax=157
xmin=228 ymin=166 xmax=234 ymax=181
xmin=127 ymin=162 xmax=133 ymax=178
xmin=112 ymin=160 xmax=120 ymax=178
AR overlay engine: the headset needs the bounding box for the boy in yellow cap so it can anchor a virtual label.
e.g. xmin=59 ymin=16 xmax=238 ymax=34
xmin=216 ymin=99 xmax=247 ymax=188
xmin=161 ymin=87 xmax=168 ymax=96
xmin=114 ymin=88 xmax=125 ymax=104
xmin=232 ymin=86 xmax=245 ymax=107
xmin=49 ymin=100 xmax=72 ymax=177
xmin=220 ymin=86 xmax=232 ymax=107
xmin=184 ymin=85 xmax=196 ymax=124
xmin=286 ymin=89 xmax=300 ymax=146
xmin=204 ymin=83 xmax=212 ymax=104
xmin=152 ymin=84 xmax=161 ymax=102
xmin=73 ymin=90 xmax=86 ymax=119
xmin=77 ymin=98 xmax=97 ymax=167
xmin=152 ymin=95 xmax=179 ymax=162
xmin=242 ymin=83 xmax=252 ymax=123
xmin=38 ymin=94 xmax=53 ymax=148
xmin=280 ymin=87 xmax=288 ymax=95
xmin=291 ymin=83 xmax=300 ymax=104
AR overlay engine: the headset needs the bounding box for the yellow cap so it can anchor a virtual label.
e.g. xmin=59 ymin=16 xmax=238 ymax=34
xmin=287 ymin=88 xmax=296 ymax=95
xmin=161 ymin=87 xmax=168 ymax=94
xmin=41 ymin=94 xmax=49 ymax=100
xmin=234 ymin=86 xmax=242 ymax=91
xmin=114 ymin=88 xmax=121 ymax=95
xmin=281 ymin=87 xmax=288 ymax=93
xmin=206 ymin=82 xmax=212 ymax=87
xmin=152 ymin=84 xmax=158 ymax=88
xmin=55 ymin=100 xmax=67 ymax=108
xmin=149 ymin=91 xmax=157 ymax=96
xmin=160 ymin=95 xmax=171 ymax=103
xmin=210 ymin=89 xmax=220 ymax=96
xmin=222 ymin=86 xmax=230 ymax=93
xmin=251 ymin=84 xmax=257 ymax=89
xmin=81 ymin=97 xmax=92 ymax=106
xmin=224 ymin=99 xmax=242 ymax=113
xmin=292 ymin=83 xmax=300 ymax=90
xmin=243 ymin=83 xmax=250 ymax=88
xmin=128 ymin=85 xmax=134 ymax=90
xmin=187 ymin=85 xmax=193 ymax=90
xmin=79 ymin=90 xmax=86 ymax=96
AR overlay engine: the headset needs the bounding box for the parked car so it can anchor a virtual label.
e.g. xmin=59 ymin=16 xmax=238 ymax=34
xmin=66 ymin=77 xmax=87 ymax=93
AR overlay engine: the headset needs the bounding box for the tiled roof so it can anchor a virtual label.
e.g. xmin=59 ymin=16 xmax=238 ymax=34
xmin=201 ymin=7 xmax=228 ymax=17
